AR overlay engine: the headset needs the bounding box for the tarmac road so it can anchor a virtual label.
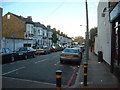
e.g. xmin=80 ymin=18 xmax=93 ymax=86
xmin=2 ymin=51 xmax=80 ymax=88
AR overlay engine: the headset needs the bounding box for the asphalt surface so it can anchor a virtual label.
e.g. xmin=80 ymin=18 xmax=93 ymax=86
xmin=2 ymin=51 xmax=80 ymax=88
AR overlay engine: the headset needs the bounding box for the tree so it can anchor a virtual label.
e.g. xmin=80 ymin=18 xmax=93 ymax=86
xmin=51 ymin=32 xmax=58 ymax=45
xmin=74 ymin=36 xmax=84 ymax=40
xmin=90 ymin=27 xmax=97 ymax=47
xmin=73 ymin=36 xmax=84 ymax=45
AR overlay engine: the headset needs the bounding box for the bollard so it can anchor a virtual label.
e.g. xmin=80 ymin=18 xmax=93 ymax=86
xmin=56 ymin=70 xmax=62 ymax=90
xmin=83 ymin=63 xmax=88 ymax=86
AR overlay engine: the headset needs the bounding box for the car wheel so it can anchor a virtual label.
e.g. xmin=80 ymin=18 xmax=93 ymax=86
xmin=60 ymin=59 xmax=63 ymax=63
xmin=11 ymin=56 xmax=15 ymax=62
xmin=45 ymin=51 xmax=47 ymax=55
xmin=33 ymin=54 xmax=35 ymax=58
xmin=24 ymin=55 xmax=28 ymax=60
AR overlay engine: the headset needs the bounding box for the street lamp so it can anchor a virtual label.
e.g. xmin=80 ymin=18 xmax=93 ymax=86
xmin=85 ymin=0 xmax=89 ymax=63
xmin=80 ymin=0 xmax=89 ymax=86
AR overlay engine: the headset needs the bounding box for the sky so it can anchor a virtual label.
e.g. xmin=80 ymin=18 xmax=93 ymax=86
xmin=0 ymin=0 xmax=100 ymax=38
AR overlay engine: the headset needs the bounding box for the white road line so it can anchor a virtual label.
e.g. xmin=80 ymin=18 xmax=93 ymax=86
xmin=2 ymin=67 xmax=25 ymax=75
xmin=35 ymin=59 xmax=48 ymax=64
xmin=2 ymin=76 xmax=56 ymax=86
xmin=54 ymin=61 xmax=60 ymax=66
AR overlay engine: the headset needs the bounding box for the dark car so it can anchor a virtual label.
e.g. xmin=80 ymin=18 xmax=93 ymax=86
xmin=0 ymin=48 xmax=15 ymax=64
xmin=15 ymin=47 xmax=36 ymax=60
xmin=42 ymin=46 xmax=51 ymax=54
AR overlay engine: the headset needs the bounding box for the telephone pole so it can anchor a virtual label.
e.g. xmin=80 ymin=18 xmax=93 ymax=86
xmin=85 ymin=0 xmax=89 ymax=63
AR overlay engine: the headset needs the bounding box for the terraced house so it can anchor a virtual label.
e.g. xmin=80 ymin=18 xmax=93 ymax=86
xmin=2 ymin=12 xmax=72 ymax=50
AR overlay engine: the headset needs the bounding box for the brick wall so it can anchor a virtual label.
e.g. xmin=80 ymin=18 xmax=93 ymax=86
xmin=2 ymin=13 xmax=26 ymax=38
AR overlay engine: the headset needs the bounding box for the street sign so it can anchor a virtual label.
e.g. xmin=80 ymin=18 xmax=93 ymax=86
xmin=24 ymin=33 xmax=28 ymax=38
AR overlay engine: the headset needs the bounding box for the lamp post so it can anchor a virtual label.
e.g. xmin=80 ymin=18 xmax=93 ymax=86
xmin=80 ymin=0 xmax=89 ymax=86
xmin=85 ymin=0 xmax=89 ymax=63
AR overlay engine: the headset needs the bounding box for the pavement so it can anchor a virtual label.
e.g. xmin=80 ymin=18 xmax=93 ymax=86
xmin=68 ymin=50 xmax=120 ymax=89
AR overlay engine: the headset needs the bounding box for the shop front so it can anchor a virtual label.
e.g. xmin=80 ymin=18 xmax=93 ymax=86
xmin=110 ymin=2 xmax=120 ymax=81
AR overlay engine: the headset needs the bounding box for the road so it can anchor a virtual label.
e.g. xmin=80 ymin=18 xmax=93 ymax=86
xmin=2 ymin=51 xmax=80 ymax=88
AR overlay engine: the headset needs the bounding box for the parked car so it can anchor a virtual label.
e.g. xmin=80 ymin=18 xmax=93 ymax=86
xmin=80 ymin=45 xmax=85 ymax=52
xmin=60 ymin=48 xmax=82 ymax=64
xmin=35 ymin=48 xmax=45 ymax=55
xmin=15 ymin=47 xmax=36 ymax=60
xmin=74 ymin=47 xmax=83 ymax=59
xmin=50 ymin=46 xmax=57 ymax=52
xmin=41 ymin=46 xmax=51 ymax=54
xmin=0 ymin=48 xmax=16 ymax=63
xmin=56 ymin=45 xmax=64 ymax=51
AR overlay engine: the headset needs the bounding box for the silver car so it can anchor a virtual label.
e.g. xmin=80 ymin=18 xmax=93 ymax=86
xmin=60 ymin=48 xmax=82 ymax=63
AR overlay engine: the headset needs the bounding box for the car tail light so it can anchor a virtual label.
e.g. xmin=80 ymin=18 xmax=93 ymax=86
xmin=60 ymin=54 xmax=65 ymax=56
xmin=72 ymin=55 xmax=79 ymax=57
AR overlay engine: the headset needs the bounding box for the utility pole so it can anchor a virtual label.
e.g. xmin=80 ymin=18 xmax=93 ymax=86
xmin=0 ymin=8 xmax=2 ymax=49
xmin=83 ymin=0 xmax=89 ymax=86
xmin=85 ymin=0 xmax=89 ymax=63
xmin=0 ymin=7 xmax=3 ymax=90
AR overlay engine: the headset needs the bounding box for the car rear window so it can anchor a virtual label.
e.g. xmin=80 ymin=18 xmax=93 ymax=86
xmin=63 ymin=49 xmax=78 ymax=53
xmin=17 ymin=47 xmax=27 ymax=51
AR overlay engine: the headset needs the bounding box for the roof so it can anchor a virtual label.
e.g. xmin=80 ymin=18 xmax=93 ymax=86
xmin=34 ymin=22 xmax=42 ymax=27
xmin=8 ymin=12 xmax=34 ymax=24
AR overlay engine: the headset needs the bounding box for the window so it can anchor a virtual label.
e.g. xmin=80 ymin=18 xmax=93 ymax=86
xmin=63 ymin=49 xmax=78 ymax=53
xmin=5 ymin=48 xmax=10 ymax=53
xmin=1 ymin=49 xmax=5 ymax=53
xmin=38 ymin=30 xmax=40 ymax=35
xmin=7 ymin=14 xmax=10 ymax=19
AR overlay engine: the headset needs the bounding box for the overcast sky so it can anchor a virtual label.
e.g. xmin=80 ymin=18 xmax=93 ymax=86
xmin=1 ymin=0 xmax=100 ymax=38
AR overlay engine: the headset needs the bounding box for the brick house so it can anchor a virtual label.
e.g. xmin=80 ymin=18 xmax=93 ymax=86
xmin=2 ymin=12 xmax=35 ymax=49
xmin=3 ymin=12 xmax=34 ymax=39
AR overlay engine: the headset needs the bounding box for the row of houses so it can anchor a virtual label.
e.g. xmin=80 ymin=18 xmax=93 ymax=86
xmin=1 ymin=11 xmax=72 ymax=51
xmin=95 ymin=1 xmax=120 ymax=80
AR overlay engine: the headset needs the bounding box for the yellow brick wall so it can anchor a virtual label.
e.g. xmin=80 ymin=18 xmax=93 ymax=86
xmin=2 ymin=13 xmax=26 ymax=38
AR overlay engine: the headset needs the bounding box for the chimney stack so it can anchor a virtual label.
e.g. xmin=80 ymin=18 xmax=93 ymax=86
xmin=57 ymin=30 xmax=60 ymax=33
xmin=53 ymin=28 xmax=56 ymax=31
xmin=47 ymin=25 xmax=51 ymax=29
xmin=27 ymin=16 xmax=32 ymax=21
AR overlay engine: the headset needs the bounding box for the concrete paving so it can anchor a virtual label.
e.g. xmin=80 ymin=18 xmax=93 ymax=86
xmin=70 ymin=51 xmax=120 ymax=89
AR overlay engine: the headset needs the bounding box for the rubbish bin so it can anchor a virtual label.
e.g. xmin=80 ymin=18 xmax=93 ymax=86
xmin=98 ymin=51 xmax=103 ymax=62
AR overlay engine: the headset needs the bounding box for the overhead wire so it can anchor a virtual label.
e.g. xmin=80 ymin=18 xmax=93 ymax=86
xmin=44 ymin=0 xmax=67 ymax=19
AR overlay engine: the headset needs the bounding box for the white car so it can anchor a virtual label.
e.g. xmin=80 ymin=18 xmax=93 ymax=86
xmin=60 ymin=48 xmax=82 ymax=64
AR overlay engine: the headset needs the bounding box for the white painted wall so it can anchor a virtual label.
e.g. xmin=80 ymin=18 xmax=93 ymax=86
xmin=97 ymin=1 xmax=111 ymax=65
xmin=26 ymin=24 xmax=34 ymax=34
xmin=2 ymin=37 xmax=34 ymax=51
xmin=26 ymin=24 xmax=34 ymax=39
xmin=94 ymin=36 xmax=99 ymax=55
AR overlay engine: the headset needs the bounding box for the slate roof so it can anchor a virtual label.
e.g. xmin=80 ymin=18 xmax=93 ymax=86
xmin=8 ymin=12 xmax=34 ymax=24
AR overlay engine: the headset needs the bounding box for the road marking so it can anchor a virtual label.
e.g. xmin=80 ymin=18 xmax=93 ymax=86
xmin=2 ymin=67 xmax=25 ymax=75
xmin=2 ymin=76 xmax=56 ymax=86
xmin=70 ymin=66 xmax=76 ymax=69
xmin=54 ymin=61 xmax=60 ymax=66
xmin=63 ymin=67 xmax=77 ymax=88
xmin=35 ymin=59 xmax=48 ymax=64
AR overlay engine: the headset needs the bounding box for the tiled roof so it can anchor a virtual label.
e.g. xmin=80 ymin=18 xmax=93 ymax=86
xmin=8 ymin=12 xmax=34 ymax=24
